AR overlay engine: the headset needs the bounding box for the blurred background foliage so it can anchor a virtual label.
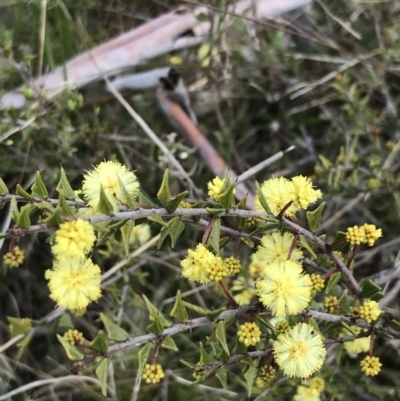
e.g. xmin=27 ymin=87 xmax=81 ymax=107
xmin=0 ymin=0 xmax=400 ymax=400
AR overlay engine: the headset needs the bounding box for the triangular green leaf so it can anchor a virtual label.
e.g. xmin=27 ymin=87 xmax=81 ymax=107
xmin=142 ymin=294 xmax=172 ymax=328
xmin=207 ymin=218 xmax=221 ymax=254
xmin=361 ymin=279 xmax=384 ymax=301
xmin=325 ymin=272 xmax=342 ymax=294
xmin=199 ymin=342 xmax=213 ymax=366
xmin=215 ymin=366 xmax=228 ymax=391
xmin=138 ymin=343 xmax=153 ymax=378
xmin=100 ymin=313 xmax=129 ymax=342
xmin=7 ymin=317 xmax=32 ymax=335
xmin=120 ymin=219 xmax=135 ymax=257
xmin=161 ymin=336 xmax=179 ymax=351
xmin=170 ymin=290 xmax=188 ymax=322
xmin=205 ymin=207 xmax=225 ymax=216
xmin=147 ymin=213 xmax=167 ymax=226
xmin=243 ymin=363 xmax=257 ymax=397
xmin=57 ymin=193 xmax=74 ymax=216
xmin=167 ymin=190 xmax=190 ymax=212
xmin=299 ymin=235 xmax=317 ymax=259
xmin=118 ymin=176 xmax=139 ymax=210
xmin=146 ymin=316 xmax=165 ymax=335
xmin=157 ymin=216 xmax=185 ymax=250
xmin=16 ymin=184 xmax=32 ymax=200
xmin=59 ymin=313 xmax=74 ymax=329
xmin=43 ymin=207 xmax=64 ymax=226
xmin=0 ymin=177 xmax=9 ymax=195
xmin=306 ymin=201 xmax=325 ymax=232
xmin=255 ymin=181 xmax=272 ymax=214
xmin=216 ymin=175 xmax=236 ymax=210
xmin=16 ymin=204 xmax=31 ymax=228
xmin=90 ymin=330 xmax=109 ymax=353
xmin=95 ymin=358 xmax=109 ymax=396
xmin=183 ymin=301 xmax=210 ymax=315
xmin=215 ymin=320 xmax=230 ymax=357
xmin=233 ymin=196 xmax=247 ymax=228
xmin=56 ymin=166 xmax=76 ymax=200
xmin=31 ymin=171 xmax=48 ymax=198
xmin=97 ymin=185 xmax=115 ymax=214
xmin=16 ymin=334 xmax=33 ymax=360
xmin=157 ymin=168 xmax=171 ymax=208
xmin=57 ymin=334 xmax=85 ymax=361
xmin=338 ymin=289 xmax=351 ymax=314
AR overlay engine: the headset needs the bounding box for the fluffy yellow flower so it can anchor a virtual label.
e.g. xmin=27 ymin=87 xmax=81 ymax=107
xmin=256 ymin=176 xmax=322 ymax=217
xmin=273 ymin=323 xmax=326 ymax=378
xmin=180 ymin=244 xmax=228 ymax=284
xmin=82 ymin=160 xmax=140 ymax=212
xmin=237 ymin=322 xmax=262 ymax=346
xmin=340 ymin=326 xmax=370 ymax=354
xmin=142 ymin=363 xmax=165 ymax=384
xmin=207 ymin=176 xmax=235 ymax=201
xmin=291 ymin=176 xmax=322 ymax=210
xmin=231 ymin=277 xmax=255 ymax=305
xmin=360 ymin=356 xmax=382 ymax=376
xmin=45 ymin=257 xmax=101 ymax=310
xmin=52 ymin=219 xmax=96 ymax=258
xmin=129 ymin=223 xmax=151 ymax=246
xmin=254 ymin=231 xmax=302 ymax=267
xmin=256 ymin=261 xmax=312 ymax=317
xmin=256 ymin=177 xmax=297 ymax=216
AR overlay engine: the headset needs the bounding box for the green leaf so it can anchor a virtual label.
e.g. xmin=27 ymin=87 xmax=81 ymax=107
xmin=43 ymin=207 xmax=64 ymax=226
xmin=157 ymin=168 xmax=171 ymax=208
xmin=243 ymin=363 xmax=257 ymax=397
xmin=299 ymin=235 xmax=317 ymax=259
xmin=16 ymin=334 xmax=33 ymax=360
xmin=16 ymin=184 xmax=32 ymax=200
xmin=216 ymin=175 xmax=236 ymax=210
xmin=57 ymin=193 xmax=74 ymax=216
xmin=10 ymin=196 xmax=19 ymax=222
xmin=361 ymin=280 xmax=384 ymax=301
xmin=205 ymin=207 xmax=225 ymax=215
xmin=167 ymin=190 xmax=190 ymax=212
xmin=95 ymin=358 xmax=109 ymax=396
xmin=331 ymin=231 xmax=348 ymax=252
xmin=338 ymin=289 xmax=351 ymax=314
xmin=97 ymin=185 xmax=115 ymax=214
xmin=146 ymin=317 xmax=165 ymax=335
xmin=120 ymin=219 xmax=135 ymax=257
xmin=59 ymin=313 xmax=74 ymax=329
xmin=207 ymin=218 xmax=221 ymax=254
xmin=118 ymin=176 xmax=138 ymax=210
xmin=199 ymin=342 xmax=213 ymax=365
xmin=255 ymin=181 xmax=272 ymax=214
xmin=147 ymin=213 xmax=167 ymax=226
xmin=215 ymin=321 xmax=230 ymax=357
xmin=7 ymin=317 xmax=32 ymax=335
xmin=56 ymin=166 xmax=76 ymax=199
xmin=215 ymin=366 xmax=228 ymax=391
xmin=183 ymin=301 xmax=210 ymax=315
xmin=157 ymin=216 xmax=185 ymax=250
xmin=16 ymin=204 xmax=31 ymax=227
xmin=319 ymin=154 xmax=332 ymax=170
xmin=100 ymin=313 xmax=129 ymax=342
xmin=233 ymin=196 xmax=247 ymax=228
xmin=306 ymin=201 xmax=325 ymax=232
xmin=31 ymin=171 xmax=48 ymax=198
xmin=57 ymin=334 xmax=85 ymax=361
xmin=90 ymin=330 xmax=109 ymax=353
xmin=162 ymin=336 xmax=179 ymax=351
xmin=0 ymin=177 xmax=9 ymax=195
xmin=325 ymin=272 xmax=342 ymax=294
xmin=138 ymin=343 xmax=153 ymax=378
xmin=170 ymin=290 xmax=188 ymax=322
xmin=142 ymin=294 xmax=172 ymax=328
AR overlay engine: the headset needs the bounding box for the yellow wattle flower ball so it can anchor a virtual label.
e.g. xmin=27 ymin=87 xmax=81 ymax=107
xmin=255 ymin=365 xmax=276 ymax=389
xmin=273 ymin=323 xmax=326 ymax=378
xmin=224 ymin=256 xmax=241 ymax=275
xmin=256 ymin=260 xmax=312 ymax=317
xmin=45 ymin=256 xmax=101 ymax=311
xmin=3 ymin=245 xmax=25 ymax=268
xmin=237 ymin=322 xmax=262 ymax=347
xmin=323 ymin=296 xmax=339 ymax=313
xmin=52 ymin=219 xmax=96 ymax=259
xmin=63 ymin=329 xmax=84 ymax=346
xmin=82 ymin=160 xmax=140 ymax=213
xmin=340 ymin=326 xmax=370 ymax=354
xmin=360 ymin=355 xmax=382 ymax=376
xmin=142 ymin=363 xmax=165 ymax=384
xmin=357 ymin=300 xmax=382 ymax=323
